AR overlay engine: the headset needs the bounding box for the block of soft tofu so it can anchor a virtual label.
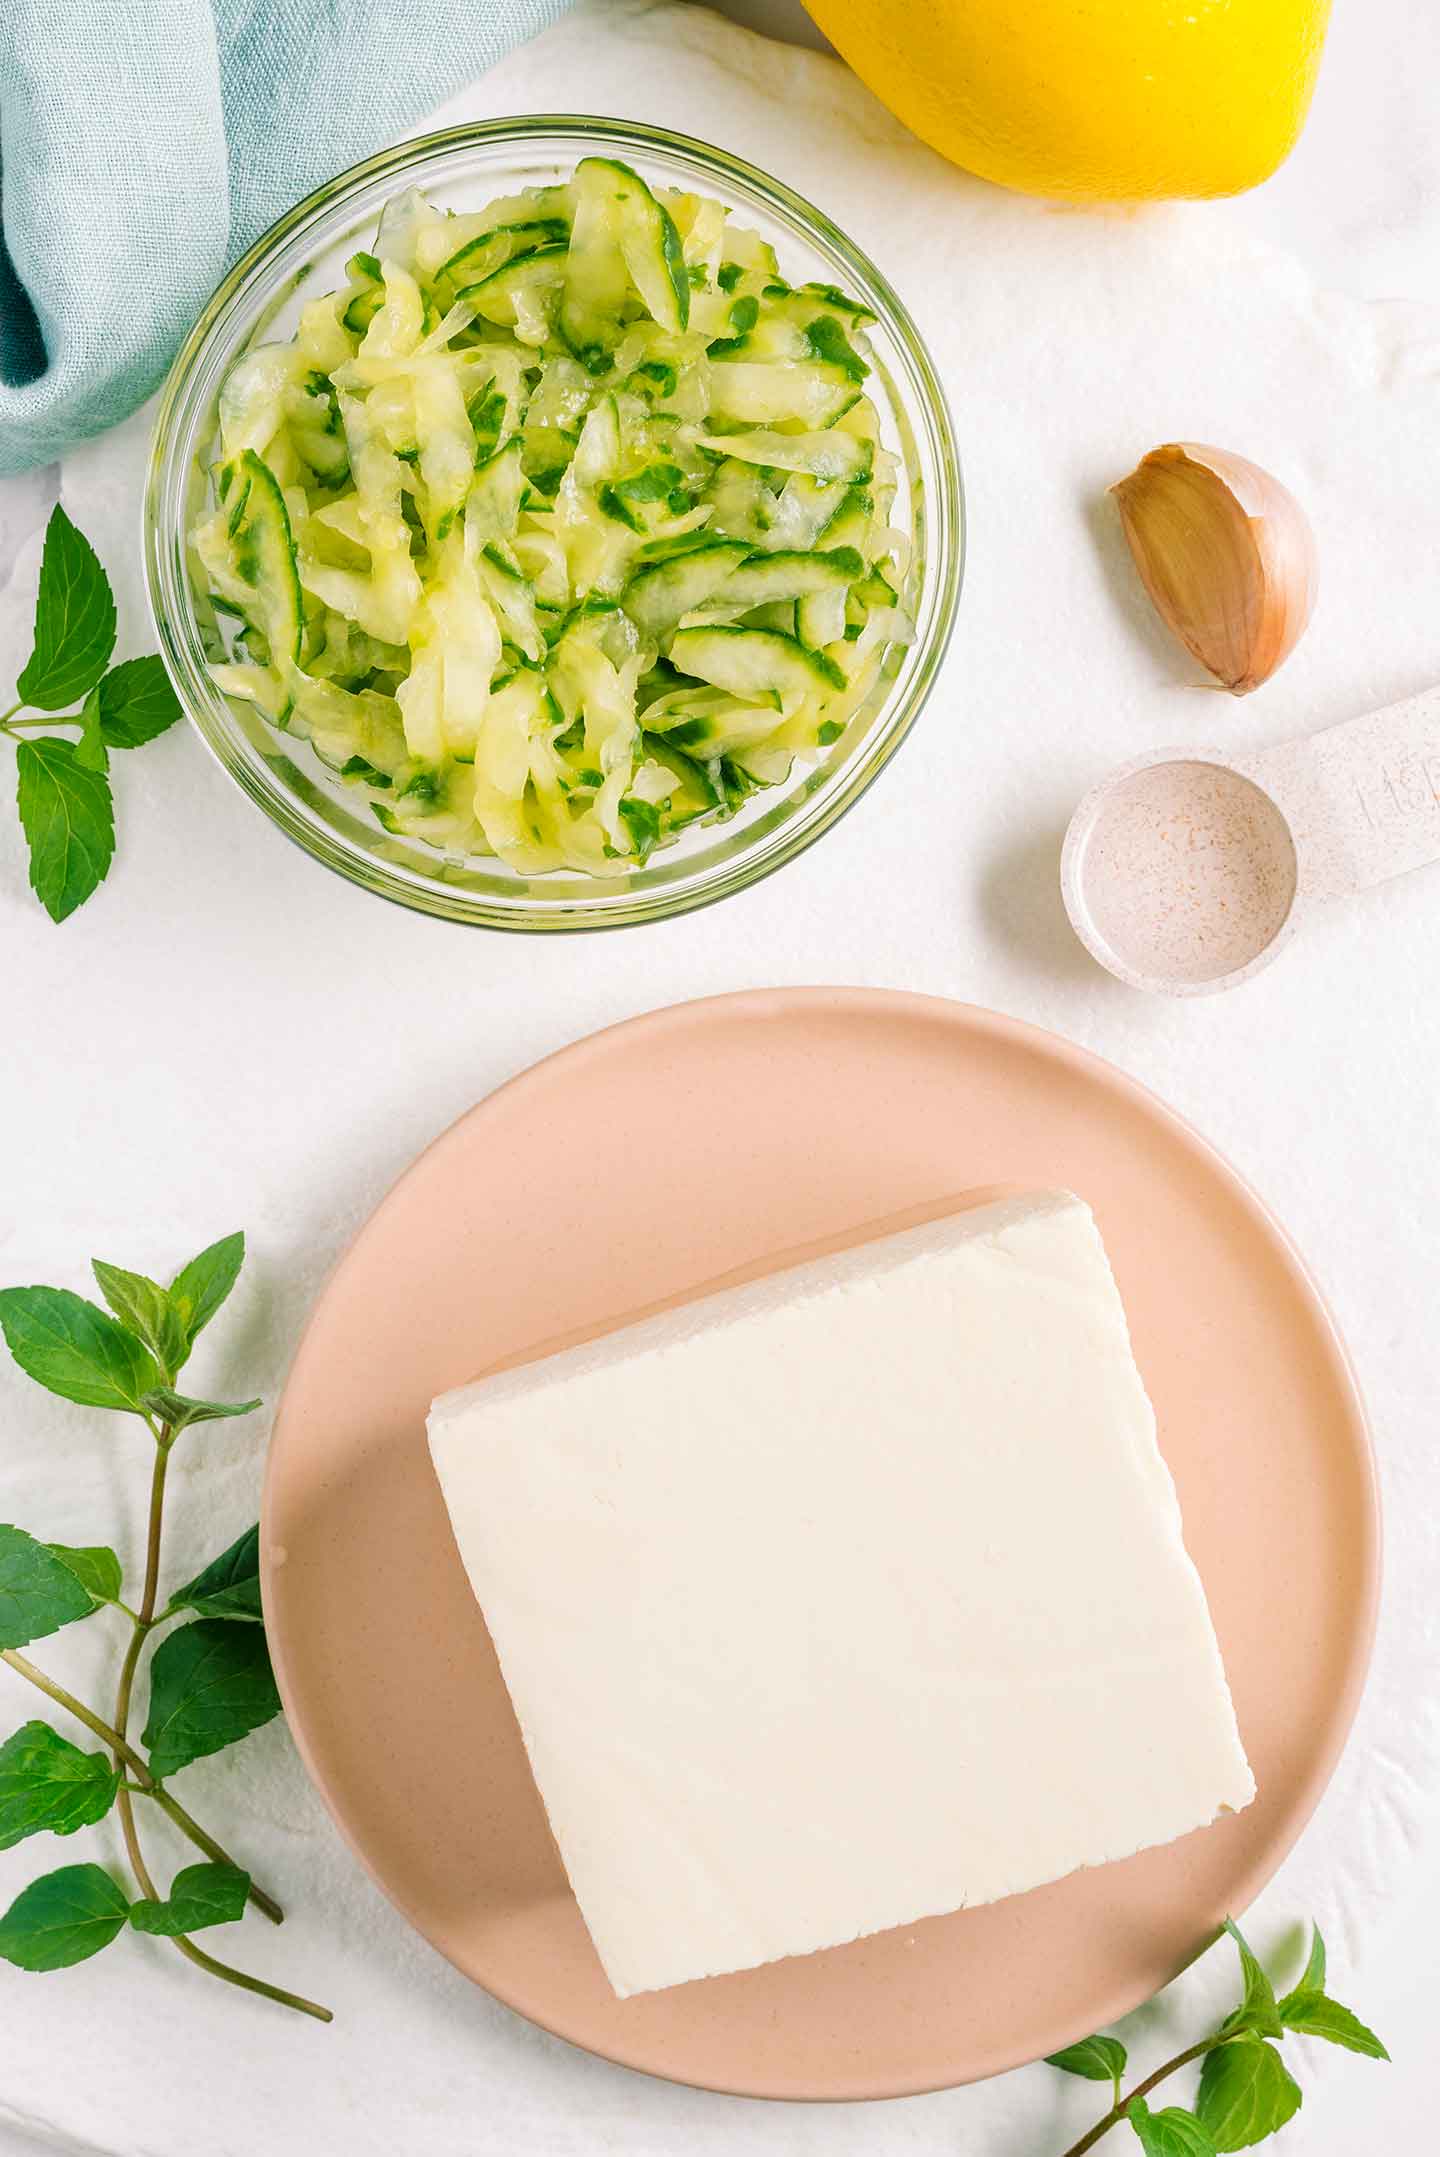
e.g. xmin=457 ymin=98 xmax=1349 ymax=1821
xmin=427 ymin=1190 xmax=1255 ymax=1999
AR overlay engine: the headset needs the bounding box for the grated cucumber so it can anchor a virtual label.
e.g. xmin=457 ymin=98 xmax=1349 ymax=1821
xmin=194 ymin=167 xmax=914 ymax=875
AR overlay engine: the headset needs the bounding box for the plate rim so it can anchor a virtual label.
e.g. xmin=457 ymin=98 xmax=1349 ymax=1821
xmin=262 ymin=986 xmax=1380 ymax=2101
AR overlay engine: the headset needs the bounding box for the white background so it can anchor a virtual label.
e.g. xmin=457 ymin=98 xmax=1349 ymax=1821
xmin=1 ymin=2 xmax=1437 ymax=2151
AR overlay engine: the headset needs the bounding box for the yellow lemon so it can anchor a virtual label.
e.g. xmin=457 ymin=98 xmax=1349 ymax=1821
xmin=802 ymin=0 xmax=1332 ymax=200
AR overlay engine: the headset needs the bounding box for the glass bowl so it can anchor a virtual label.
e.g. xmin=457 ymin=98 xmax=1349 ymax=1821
xmin=145 ymin=117 xmax=962 ymax=931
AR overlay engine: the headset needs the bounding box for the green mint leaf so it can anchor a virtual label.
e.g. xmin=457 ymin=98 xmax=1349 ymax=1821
xmin=1127 ymin=2098 xmax=1218 ymax=2157
xmin=139 ymin=1387 xmax=261 ymax=1437
xmin=14 ymin=738 xmax=116 ymax=922
xmin=44 ymin=1543 xmax=122 ymax=1605
xmin=128 ymin=1860 xmax=249 ymax=1936
xmin=171 ymin=1525 xmax=262 ymax=1622
xmin=0 ymin=1526 xmax=99 ymax=1650
xmin=0 ymin=1284 xmax=162 ymax=1410
xmin=97 ymin=655 xmax=183 ymax=748
xmin=167 ymin=1232 xmax=245 ymax=1358
xmin=0 ymin=1723 xmax=119 ymax=1849
xmin=1277 ymin=1992 xmax=1389 ymax=2061
xmin=141 ymin=1617 xmax=281 ymax=1778
xmin=14 ymin=507 xmax=117 ymax=711
xmin=1046 ymin=2035 xmax=1128 ymax=2082
xmin=1280 ymin=1924 xmax=1326 ymax=2004
xmin=1196 ymin=2038 xmax=1302 ymax=2151
xmin=73 ymin=687 xmax=109 ymax=775
xmin=1218 ymin=1917 xmax=1284 ymax=2039
xmin=0 ymin=1862 xmax=129 ymax=1970
xmin=90 ymin=1260 xmax=187 ymax=1379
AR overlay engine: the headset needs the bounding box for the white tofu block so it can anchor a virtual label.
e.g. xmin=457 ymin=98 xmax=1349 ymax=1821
xmin=428 ymin=1191 xmax=1254 ymax=1998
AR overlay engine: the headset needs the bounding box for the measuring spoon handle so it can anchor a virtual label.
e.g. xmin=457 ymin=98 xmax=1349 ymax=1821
xmin=1235 ymin=683 xmax=1440 ymax=901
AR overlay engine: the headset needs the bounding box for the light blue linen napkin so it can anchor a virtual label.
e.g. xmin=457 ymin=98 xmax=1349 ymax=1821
xmin=0 ymin=0 xmax=572 ymax=476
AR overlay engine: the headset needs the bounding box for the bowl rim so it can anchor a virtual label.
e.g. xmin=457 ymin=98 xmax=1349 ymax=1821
xmin=144 ymin=113 xmax=964 ymax=932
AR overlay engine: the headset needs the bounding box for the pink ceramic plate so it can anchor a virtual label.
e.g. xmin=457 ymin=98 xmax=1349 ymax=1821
xmin=263 ymin=988 xmax=1377 ymax=2101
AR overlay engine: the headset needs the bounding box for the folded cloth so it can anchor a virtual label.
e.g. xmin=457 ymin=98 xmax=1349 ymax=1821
xmin=0 ymin=0 xmax=571 ymax=476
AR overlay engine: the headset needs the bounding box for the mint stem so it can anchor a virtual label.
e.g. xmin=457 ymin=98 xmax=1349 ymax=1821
xmin=112 ymin=1436 xmax=170 ymax=1729
xmin=0 ymin=702 xmax=88 ymax=737
xmin=0 ymin=1646 xmax=283 ymax=1926
xmin=100 ymin=1420 xmax=331 ymax=2018
xmin=166 ymin=1932 xmax=333 ymax=2022
xmin=1 ymin=1648 xmax=153 ymax=1777
xmin=111 ymin=1433 xmax=171 ymax=1899
xmin=1057 ymin=2039 xmax=1218 ymax=2157
xmin=0 ymin=704 xmax=65 ymax=735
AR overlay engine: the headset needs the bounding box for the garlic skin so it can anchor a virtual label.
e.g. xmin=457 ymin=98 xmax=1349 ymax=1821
xmin=1111 ymin=443 xmax=1318 ymax=696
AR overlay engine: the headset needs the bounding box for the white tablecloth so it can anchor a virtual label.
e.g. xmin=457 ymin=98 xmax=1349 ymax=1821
xmin=2 ymin=4 xmax=1437 ymax=2151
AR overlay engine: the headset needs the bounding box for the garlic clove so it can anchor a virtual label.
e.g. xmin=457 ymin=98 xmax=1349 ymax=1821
xmin=1110 ymin=443 xmax=1317 ymax=696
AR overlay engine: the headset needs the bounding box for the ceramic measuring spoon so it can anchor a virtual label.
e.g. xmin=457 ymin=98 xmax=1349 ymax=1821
xmin=1060 ymin=683 xmax=1440 ymax=995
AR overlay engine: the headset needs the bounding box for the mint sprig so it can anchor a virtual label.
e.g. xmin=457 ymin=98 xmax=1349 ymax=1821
xmin=1048 ymin=1918 xmax=1386 ymax=2155
xmin=2 ymin=505 xmax=182 ymax=920
xmin=0 ymin=1234 xmax=330 ymax=2023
